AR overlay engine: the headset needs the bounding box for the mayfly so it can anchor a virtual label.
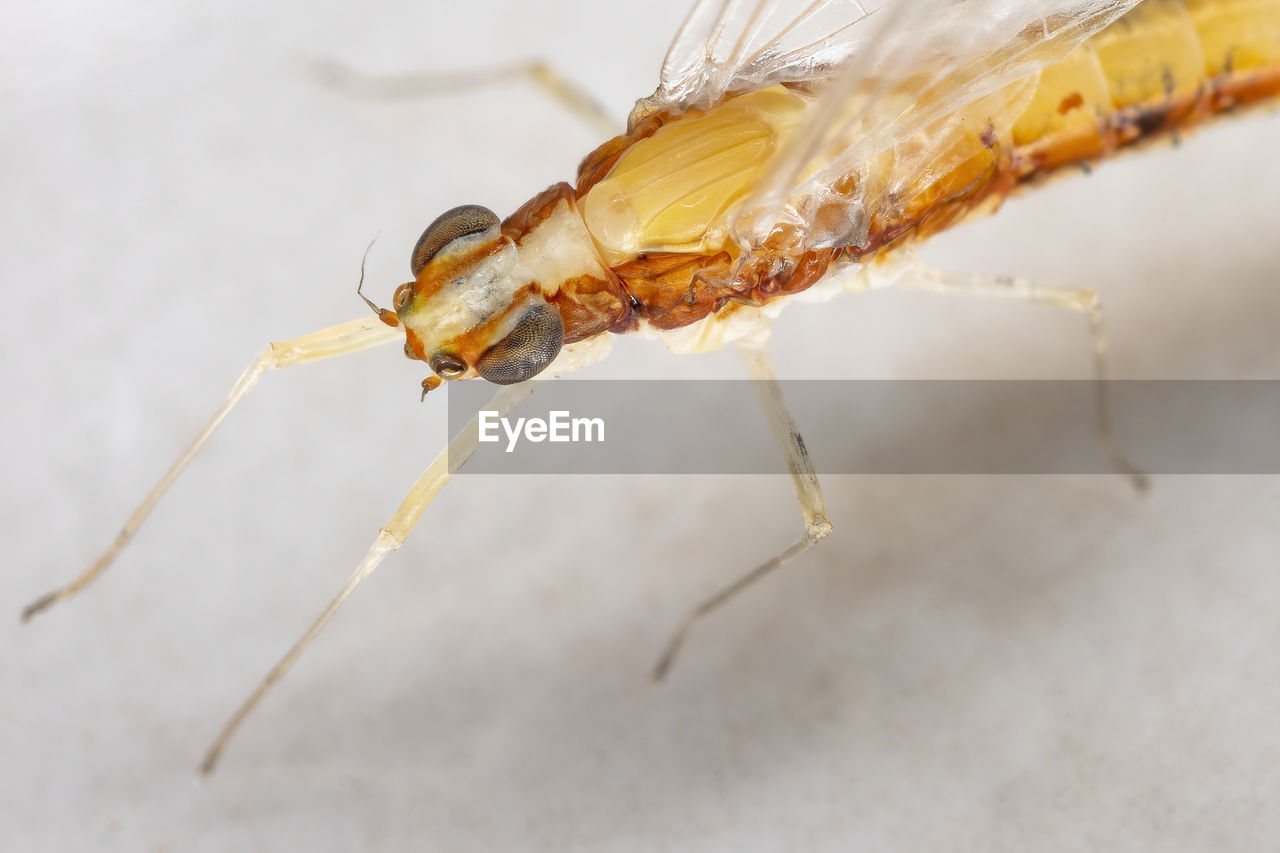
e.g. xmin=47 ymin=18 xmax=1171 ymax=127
xmin=21 ymin=0 xmax=1280 ymax=775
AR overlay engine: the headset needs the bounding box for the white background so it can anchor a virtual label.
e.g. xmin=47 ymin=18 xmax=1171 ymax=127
xmin=4 ymin=0 xmax=1280 ymax=849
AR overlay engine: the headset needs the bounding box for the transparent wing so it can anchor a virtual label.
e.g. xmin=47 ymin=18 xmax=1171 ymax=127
xmin=629 ymin=0 xmax=888 ymax=123
xmin=725 ymin=0 xmax=1142 ymax=251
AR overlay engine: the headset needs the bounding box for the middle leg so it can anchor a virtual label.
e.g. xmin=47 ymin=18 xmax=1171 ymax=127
xmin=652 ymin=339 xmax=833 ymax=681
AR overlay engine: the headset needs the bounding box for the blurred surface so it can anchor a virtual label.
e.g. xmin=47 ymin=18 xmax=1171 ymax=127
xmin=3 ymin=0 xmax=1280 ymax=850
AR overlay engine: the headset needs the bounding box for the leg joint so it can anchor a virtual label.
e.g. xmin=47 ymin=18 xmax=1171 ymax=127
xmin=806 ymin=517 xmax=833 ymax=543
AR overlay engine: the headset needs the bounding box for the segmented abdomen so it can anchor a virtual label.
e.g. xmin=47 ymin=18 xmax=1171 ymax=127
xmin=855 ymin=0 xmax=1280 ymax=258
xmin=571 ymin=0 xmax=1280 ymax=332
xmin=1014 ymin=0 xmax=1280 ymax=174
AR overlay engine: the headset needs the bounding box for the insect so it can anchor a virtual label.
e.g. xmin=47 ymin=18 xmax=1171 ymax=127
xmin=17 ymin=0 xmax=1280 ymax=780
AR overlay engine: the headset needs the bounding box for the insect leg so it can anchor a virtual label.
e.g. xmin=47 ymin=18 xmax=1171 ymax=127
xmin=308 ymin=58 xmax=620 ymax=137
xmin=902 ymin=266 xmax=1148 ymax=492
xmin=197 ymin=381 xmax=535 ymax=776
xmin=652 ymin=339 xmax=832 ymax=681
xmin=20 ymin=316 xmax=401 ymax=623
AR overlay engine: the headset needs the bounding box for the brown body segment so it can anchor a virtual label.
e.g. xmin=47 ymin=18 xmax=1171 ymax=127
xmin=502 ymin=182 xmax=637 ymax=342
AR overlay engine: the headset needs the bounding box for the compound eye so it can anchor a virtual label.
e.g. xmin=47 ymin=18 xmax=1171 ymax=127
xmin=429 ymin=351 xmax=468 ymax=379
xmin=410 ymin=204 xmax=500 ymax=276
xmin=474 ymin=300 xmax=564 ymax=385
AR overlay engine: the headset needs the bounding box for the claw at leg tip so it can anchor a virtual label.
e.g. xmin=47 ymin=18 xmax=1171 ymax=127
xmin=20 ymin=591 xmax=59 ymax=624
xmin=197 ymin=753 xmax=219 ymax=778
xmin=651 ymin=639 xmax=681 ymax=683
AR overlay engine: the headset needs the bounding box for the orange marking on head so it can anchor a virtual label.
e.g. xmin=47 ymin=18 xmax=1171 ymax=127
xmin=409 ymin=235 xmax=509 ymax=303
xmin=402 ymin=328 xmax=427 ymax=361
xmin=443 ymin=283 xmax=546 ymax=366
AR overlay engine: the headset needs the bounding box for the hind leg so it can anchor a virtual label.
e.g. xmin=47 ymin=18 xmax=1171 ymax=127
xmin=901 ymin=265 xmax=1148 ymax=491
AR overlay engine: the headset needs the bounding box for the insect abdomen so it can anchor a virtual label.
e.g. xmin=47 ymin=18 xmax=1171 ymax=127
xmin=873 ymin=0 xmax=1280 ymax=252
xmin=1014 ymin=0 xmax=1280 ymax=173
xmin=568 ymin=0 xmax=1280 ymax=333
